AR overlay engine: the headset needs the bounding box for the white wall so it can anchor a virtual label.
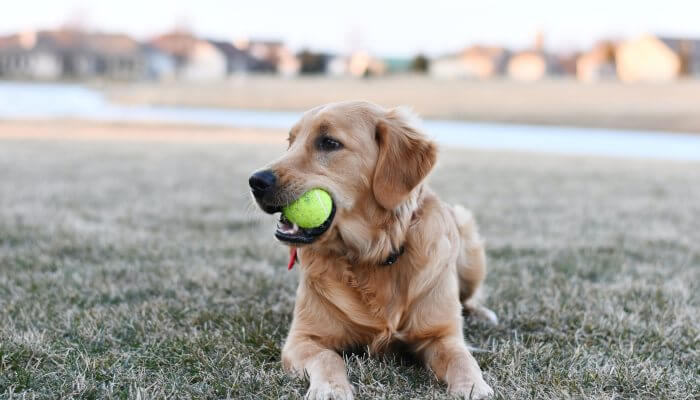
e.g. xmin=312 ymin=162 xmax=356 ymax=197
xmin=181 ymin=42 xmax=227 ymax=81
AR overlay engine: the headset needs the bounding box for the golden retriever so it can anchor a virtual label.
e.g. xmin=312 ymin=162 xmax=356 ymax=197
xmin=249 ymin=101 xmax=496 ymax=399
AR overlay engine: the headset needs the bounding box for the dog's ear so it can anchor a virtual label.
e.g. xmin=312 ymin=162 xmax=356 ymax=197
xmin=373 ymin=108 xmax=437 ymax=211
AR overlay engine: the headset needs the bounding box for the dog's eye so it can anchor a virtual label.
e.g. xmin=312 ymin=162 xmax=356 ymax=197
xmin=317 ymin=136 xmax=343 ymax=152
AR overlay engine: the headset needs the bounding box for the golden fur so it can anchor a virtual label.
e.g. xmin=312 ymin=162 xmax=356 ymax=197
xmin=254 ymin=101 xmax=496 ymax=399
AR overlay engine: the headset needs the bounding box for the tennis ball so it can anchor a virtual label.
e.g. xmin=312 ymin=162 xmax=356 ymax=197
xmin=282 ymin=189 xmax=333 ymax=228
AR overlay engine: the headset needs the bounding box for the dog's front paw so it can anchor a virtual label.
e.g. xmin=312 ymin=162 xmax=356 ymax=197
xmin=450 ymin=378 xmax=493 ymax=399
xmin=305 ymin=379 xmax=354 ymax=400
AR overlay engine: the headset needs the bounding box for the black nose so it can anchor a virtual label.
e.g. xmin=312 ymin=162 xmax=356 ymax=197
xmin=249 ymin=170 xmax=277 ymax=197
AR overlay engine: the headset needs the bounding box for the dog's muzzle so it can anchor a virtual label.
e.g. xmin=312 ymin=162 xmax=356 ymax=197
xmin=248 ymin=170 xmax=335 ymax=245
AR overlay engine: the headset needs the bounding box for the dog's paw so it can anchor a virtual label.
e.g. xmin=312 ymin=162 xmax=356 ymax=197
xmin=305 ymin=379 xmax=354 ymax=400
xmin=450 ymin=379 xmax=494 ymax=399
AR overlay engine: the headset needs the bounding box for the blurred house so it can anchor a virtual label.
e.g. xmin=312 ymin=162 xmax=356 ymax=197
xmin=382 ymin=58 xmax=413 ymax=74
xmin=0 ymin=30 xmax=153 ymax=81
xmin=506 ymin=32 xmax=568 ymax=81
xmin=347 ymin=51 xmax=386 ymax=77
xmin=237 ymin=39 xmax=300 ymax=76
xmin=326 ymin=55 xmax=349 ymax=76
xmin=53 ymin=30 xmax=111 ymax=79
xmin=430 ymin=46 xmax=508 ymax=79
xmin=320 ymin=53 xmax=388 ymax=77
xmin=660 ymin=37 xmax=700 ymax=76
xmin=556 ymin=53 xmax=579 ymax=76
xmin=84 ymin=33 xmax=149 ymax=80
xmin=142 ymin=45 xmax=177 ymax=81
xmin=576 ymin=41 xmax=617 ymax=82
xmin=0 ymin=31 xmax=63 ymax=80
xmin=151 ymin=32 xmax=227 ymax=81
xmin=209 ymin=40 xmax=261 ymax=75
xmin=507 ymin=51 xmax=548 ymax=81
xmin=1 ymin=28 xmax=302 ymax=81
xmin=615 ymin=35 xmax=681 ymax=83
xmin=507 ymin=51 xmax=567 ymax=81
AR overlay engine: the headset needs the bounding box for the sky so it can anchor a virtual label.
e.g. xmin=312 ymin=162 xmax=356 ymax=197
xmin=2 ymin=0 xmax=699 ymax=56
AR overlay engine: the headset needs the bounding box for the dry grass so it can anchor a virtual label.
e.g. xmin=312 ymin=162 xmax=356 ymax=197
xmin=102 ymin=77 xmax=700 ymax=133
xmin=1 ymin=121 xmax=699 ymax=399
xmin=0 ymin=119 xmax=286 ymax=144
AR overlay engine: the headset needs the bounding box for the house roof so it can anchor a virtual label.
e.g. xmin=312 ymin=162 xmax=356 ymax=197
xmin=461 ymin=45 xmax=506 ymax=58
xmin=208 ymin=39 xmax=263 ymax=70
xmin=208 ymin=40 xmax=251 ymax=58
xmin=150 ymin=32 xmax=200 ymax=58
xmin=0 ymin=34 xmax=21 ymax=50
xmin=0 ymin=30 xmax=143 ymax=55
xmin=659 ymin=37 xmax=700 ymax=57
xmin=248 ymin=40 xmax=283 ymax=47
xmin=85 ymin=33 xmax=142 ymax=55
xmin=434 ymin=45 xmax=508 ymax=62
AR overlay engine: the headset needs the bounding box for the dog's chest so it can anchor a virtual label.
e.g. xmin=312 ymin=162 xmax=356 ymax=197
xmin=314 ymin=266 xmax=414 ymax=347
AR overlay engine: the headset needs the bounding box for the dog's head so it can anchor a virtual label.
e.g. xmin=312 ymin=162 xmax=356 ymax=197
xmin=249 ymin=101 xmax=436 ymax=258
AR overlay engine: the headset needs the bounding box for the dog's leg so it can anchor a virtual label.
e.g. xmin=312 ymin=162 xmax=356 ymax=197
xmin=421 ymin=334 xmax=493 ymax=399
xmin=453 ymin=205 xmax=498 ymax=325
xmin=282 ymin=333 xmax=353 ymax=400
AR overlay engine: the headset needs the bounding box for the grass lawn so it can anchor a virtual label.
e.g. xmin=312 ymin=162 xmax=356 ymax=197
xmin=1 ymin=129 xmax=698 ymax=399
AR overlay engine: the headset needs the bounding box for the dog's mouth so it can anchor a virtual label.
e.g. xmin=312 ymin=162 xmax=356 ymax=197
xmin=274 ymin=203 xmax=336 ymax=245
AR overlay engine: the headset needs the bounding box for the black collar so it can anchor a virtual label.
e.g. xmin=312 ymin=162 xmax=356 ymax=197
xmin=381 ymin=245 xmax=405 ymax=266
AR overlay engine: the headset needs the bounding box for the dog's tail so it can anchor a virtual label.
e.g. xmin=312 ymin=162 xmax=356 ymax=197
xmin=452 ymin=204 xmax=486 ymax=302
xmin=453 ymin=204 xmax=498 ymax=325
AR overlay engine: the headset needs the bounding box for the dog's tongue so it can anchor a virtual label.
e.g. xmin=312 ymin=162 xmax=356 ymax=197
xmin=287 ymin=247 xmax=297 ymax=270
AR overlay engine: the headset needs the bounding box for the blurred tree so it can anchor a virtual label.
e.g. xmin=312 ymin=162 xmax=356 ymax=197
xmin=411 ymin=54 xmax=429 ymax=73
xmin=298 ymin=50 xmax=328 ymax=74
